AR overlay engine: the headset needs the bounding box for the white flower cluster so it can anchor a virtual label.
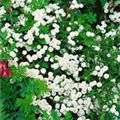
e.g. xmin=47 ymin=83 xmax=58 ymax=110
xmin=102 ymin=82 xmax=120 ymax=119
xmin=109 ymin=12 xmax=120 ymax=23
xmin=17 ymin=14 xmax=28 ymax=26
xmin=32 ymin=9 xmax=47 ymax=23
xmin=68 ymin=30 xmax=79 ymax=46
xmin=105 ymin=29 xmax=116 ymax=38
xmin=104 ymin=2 xmax=109 ymax=13
xmin=70 ymin=0 xmax=84 ymax=9
xmin=51 ymin=23 xmax=60 ymax=36
xmin=96 ymin=21 xmax=107 ymax=33
xmin=11 ymin=0 xmax=25 ymax=8
xmin=32 ymin=96 xmax=52 ymax=114
xmin=103 ymin=105 xmax=119 ymax=117
xmin=112 ymin=85 xmax=120 ymax=104
xmin=104 ymin=1 xmax=120 ymax=23
xmin=48 ymin=37 xmax=61 ymax=50
xmin=54 ymin=53 xmax=80 ymax=80
xmin=42 ymin=74 xmax=102 ymax=117
xmin=32 ymin=3 xmax=66 ymax=24
xmin=92 ymin=65 xmax=110 ymax=79
xmin=110 ymin=105 xmax=119 ymax=116
xmin=25 ymin=68 xmax=40 ymax=79
xmin=86 ymin=31 xmax=95 ymax=37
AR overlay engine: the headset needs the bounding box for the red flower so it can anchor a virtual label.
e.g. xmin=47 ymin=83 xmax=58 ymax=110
xmin=0 ymin=61 xmax=7 ymax=69
xmin=7 ymin=8 xmax=11 ymax=14
xmin=0 ymin=69 xmax=11 ymax=77
xmin=0 ymin=61 xmax=11 ymax=78
xmin=66 ymin=8 xmax=72 ymax=12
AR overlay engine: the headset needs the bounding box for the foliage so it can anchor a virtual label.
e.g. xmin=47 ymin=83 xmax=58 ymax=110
xmin=0 ymin=100 xmax=9 ymax=120
xmin=41 ymin=110 xmax=74 ymax=120
xmin=1 ymin=75 xmax=50 ymax=120
xmin=30 ymin=0 xmax=50 ymax=10
xmin=100 ymin=0 xmax=107 ymax=7
xmin=0 ymin=31 xmax=15 ymax=61
xmin=10 ymin=65 xmax=26 ymax=82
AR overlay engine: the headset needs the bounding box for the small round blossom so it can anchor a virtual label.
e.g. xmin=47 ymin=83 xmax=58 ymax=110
xmin=97 ymin=82 xmax=102 ymax=87
xmin=116 ymin=55 xmax=120 ymax=62
xmin=104 ymin=73 xmax=109 ymax=79
xmin=22 ymin=50 xmax=27 ymax=55
xmin=67 ymin=27 xmax=71 ymax=32
xmin=41 ymin=68 xmax=46 ymax=74
xmin=9 ymin=51 xmax=16 ymax=58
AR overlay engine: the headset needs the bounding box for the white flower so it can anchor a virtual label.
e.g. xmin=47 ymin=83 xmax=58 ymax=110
xmin=46 ymin=7 xmax=51 ymax=13
xmin=81 ymin=62 xmax=86 ymax=68
xmin=32 ymin=54 xmax=38 ymax=60
xmin=77 ymin=118 xmax=82 ymax=120
xmin=94 ymin=46 xmax=100 ymax=51
xmin=51 ymin=63 xmax=59 ymax=69
xmin=116 ymin=55 xmax=120 ymax=62
xmin=95 ymin=66 xmax=100 ymax=71
xmin=41 ymin=68 xmax=46 ymax=74
xmin=27 ymin=0 xmax=32 ymax=3
xmin=55 ymin=103 xmax=60 ymax=109
xmin=54 ymin=96 xmax=60 ymax=101
xmin=103 ymin=66 xmax=108 ymax=71
xmin=110 ymin=107 xmax=116 ymax=113
xmin=97 ymin=82 xmax=102 ymax=87
xmin=37 ymin=45 xmax=41 ymax=49
xmin=79 ymin=4 xmax=84 ymax=8
xmin=115 ymin=111 xmax=119 ymax=116
xmin=92 ymin=70 xmax=98 ymax=76
xmin=14 ymin=57 xmax=18 ymax=61
xmin=22 ymin=50 xmax=27 ymax=55
xmin=67 ymin=27 xmax=71 ymax=32
xmin=35 ymin=64 xmax=39 ymax=68
xmin=111 ymin=79 xmax=116 ymax=83
xmin=98 ymin=72 xmax=103 ymax=77
xmin=44 ymin=57 xmax=49 ymax=62
xmin=107 ymin=53 xmax=111 ymax=57
xmin=104 ymin=73 xmax=109 ymax=79
xmin=86 ymin=31 xmax=95 ymax=37
xmin=9 ymin=51 xmax=16 ymax=58
xmin=48 ymin=47 xmax=54 ymax=52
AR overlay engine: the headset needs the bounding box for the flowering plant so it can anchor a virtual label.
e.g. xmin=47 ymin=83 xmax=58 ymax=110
xmin=0 ymin=0 xmax=120 ymax=120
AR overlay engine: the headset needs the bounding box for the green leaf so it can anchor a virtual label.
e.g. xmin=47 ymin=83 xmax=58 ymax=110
xmin=41 ymin=61 xmax=49 ymax=68
xmin=83 ymin=39 xmax=98 ymax=46
xmin=10 ymin=65 xmax=26 ymax=82
xmin=40 ymin=109 xmax=51 ymax=120
xmin=64 ymin=112 xmax=74 ymax=120
xmin=19 ymin=20 xmax=35 ymax=32
xmin=16 ymin=94 xmax=34 ymax=113
xmin=86 ymin=12 xmax=97 ymax=23
xmin=30 ymin=0 xmax=50 ymax=10
xmin=100 ymin=0 xmax=107 ymax=8
xmin=0 ymin=100 xmax=9 ymax=120
xmin=1 ymin=0 xmax=11 ymax=9
xmin=12 ymin=17 xmax=19 ymax=23
xmin=39 ymin=39 xmax=46 ymax=44
xmin=99 ymin=112 xmax=105 ymax=120
xmin=34 ymin=79 xmax=51 ymax=99
xmin=51 ymin=110 xmax=61 ymax=120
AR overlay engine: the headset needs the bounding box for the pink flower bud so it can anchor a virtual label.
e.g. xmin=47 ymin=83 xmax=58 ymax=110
xmin=0 ymin=61 xmax=7 ymax=69
xmin=0 ymin=69 xmax=11 ymax=77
